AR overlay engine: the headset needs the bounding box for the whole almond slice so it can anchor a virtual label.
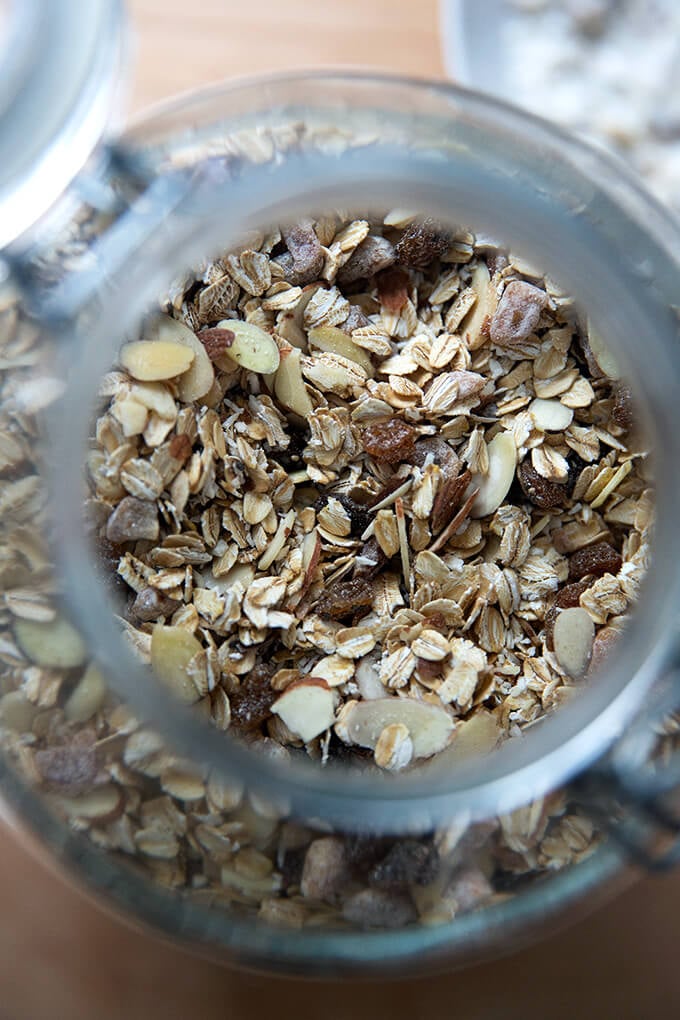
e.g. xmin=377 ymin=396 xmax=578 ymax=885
xmin=216 ymin=319 xmax=280 ymax=374
xmin=146 ymin=314 xmax=214 ymax=403
xmin=120 ymin=341 xmax=194 ymax=382
xmin=15 ymin=616 xmax=87 ymax=669
xmin=271 ymin=679 xmax=338 ymax=743
xmin=308 ymin=325 xmax=374 ymax=377
xmin=469 ymin=432 xmax=517 ymax=518
xmin=150 ymin=625 xmax=202 ymax=704
xmin=335 ymin=697 xmax=453 ymax=759
xmin=553 ymin=607 xmax=595 ymax=678
xmin=529 ymin=398 xmax=574 ymax=432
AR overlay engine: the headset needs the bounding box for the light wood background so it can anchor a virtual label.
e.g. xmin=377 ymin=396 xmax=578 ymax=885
xmin=1 ymin=2 xmax=679 ymax=1017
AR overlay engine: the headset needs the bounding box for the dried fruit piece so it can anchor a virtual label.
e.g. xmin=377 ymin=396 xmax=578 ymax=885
xmin=120 ymin=341 xmax=195 ymax=382
xmin=568 ymin=541 xmax=622 ymax=581
xmin=490 ymin=280 xmax=549 ymax=346
xmin=150 ymin=625 xmax=202 ymax=704
xmin=362 ymin=419 xmax=417 ymax=465
xmin=64 ymin=664 xmax=107 ymax=723
xmin=281 ymin=220 xmax=324 ymax=285
xmin=529 ymin=398 xmax=574 ymax=432
xmin=132 ymin=586 xmax=181 ymax=622
xmin=271 ymin=679 xmax=338 ymax=742
xmin=35 ymin=735 xmax=97 ymax=793
xmin=394 ymin=219 xmax=451 ymax=268
xmin=315 ymin=579 xmax=374 ymax=620
xmin=14 ymin=616 xmax=87 ymax=669
xmin=106 ymin=496 xmax=159 ymax=544
xmin=338 ymin=235 xmax=396 ymax=284
xmin=300 ymin=837 xmax=349 ymax=903
xmin=273 ymin=345 xmax=313 ymax=417
xmin=552 ymin=606 xmax=595 ymax=678
xmin=611 ymin=383 xmax=634 ymax=430
xmin=230 ymin=668 xmax=277 ymax=732
xmin=335 ymin=698 xmax=454 ymax=759
xmin=376 ymin=268 xmax=411 ymax=313
xmin=308 ymin=325 xmax=374 ymax=376
xmin=368 ymin=840 xmax=439 ymax=888
xmin=168 ymin=433 xmax=192 ymax=462
xmin=342 ymin=888 xmax=417 ymax=928
xmin=469 ymin=432 xmax=517 ymax=518
xmin=518 ymin=459 xmax=568 ymax=509
xmin=215 ymin=318 xmax=280 ymax=374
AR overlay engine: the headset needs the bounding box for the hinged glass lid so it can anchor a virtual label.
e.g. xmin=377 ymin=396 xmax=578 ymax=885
xmin=0 ymin=0 xmax=125 ymax=250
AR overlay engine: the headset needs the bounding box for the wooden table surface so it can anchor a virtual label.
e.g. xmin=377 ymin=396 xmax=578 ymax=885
xmin=2 ymin=1 xmax=679 ymax=1017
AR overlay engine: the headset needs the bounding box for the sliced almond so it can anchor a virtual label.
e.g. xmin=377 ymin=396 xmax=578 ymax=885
xmin=587 ymin=321 xmax=620 ymax=379
xmin=130 ymin=381 xmax=177 ymax=419
xmin=14 ymin=616 xmax=87 ymax=669
xmin=529 ymin=398 xmax=574 ymax=432
xmin=274 ymin=345 xmax=313 ymax=417
xmin=334 ymin=697 xmax=454 ymax=759
xmin=215 ymin=318 xmax=280 ymax=374
xmin=271 ymin=679 xmax=338 ymax=743
xmin=120 ymin=341 xmax=194 ymax=382
xmin=552 ymin=607 xmax=595 ymax=679
xmin=150 ymin=625 xmax=202 ymax=704
xmin=64 ymin=663 xmax=107 ymax=723
xmin=147 ymin=315 xmax=215 ymax=403
xmin=111 ymin=396 xmax=148 ymax=437
xmin=469 ymin=432 xmax=517 ymax=518
xmin=435 ymin=710 xmax=501 ymax=765
xmin=308 ymin=325 xmax=374 ymax=376
xmin=461 ymin=263 xmax=497 ymax=351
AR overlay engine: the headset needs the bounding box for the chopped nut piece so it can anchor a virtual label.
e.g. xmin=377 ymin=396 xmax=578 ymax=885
xmin=470 ymin=433 xmax=517 ymax=518
xmin=215 ymin=319 xmax=280 ymax=374
xmin=281 ymin=220 xmax=324 ymax=285
xmin=198 ymin=326 xmax=236 ymax=362
xmin=106 ymin=497 xmax=159 ymax=544
xmin=271 ymin=680 xmax=337 ymax=742
xmin=490 ymin=281 xmax=549 ymax=346
xmin=338 ymin=235 xmax=396 ymax=284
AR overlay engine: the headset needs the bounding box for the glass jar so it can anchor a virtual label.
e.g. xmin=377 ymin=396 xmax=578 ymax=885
xmin=0 ymin=0 xmax=679 ymax=977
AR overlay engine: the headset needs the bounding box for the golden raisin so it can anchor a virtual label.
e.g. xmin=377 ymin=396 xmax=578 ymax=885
xmin=362 ymin=419 xmax=417 ymax=465
xmin=518 ymin=460 xmax=568 ymax=509
xmin=315 ymin=579 xmax=374 ymax=620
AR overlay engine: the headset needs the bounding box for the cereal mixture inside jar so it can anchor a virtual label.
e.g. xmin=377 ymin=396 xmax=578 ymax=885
xmin=88 ymin=211 xmax=652 ymax=770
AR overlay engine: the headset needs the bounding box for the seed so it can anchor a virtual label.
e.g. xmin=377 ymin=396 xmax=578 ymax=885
xmin=215 ymin=319 xmax=280 ymax=374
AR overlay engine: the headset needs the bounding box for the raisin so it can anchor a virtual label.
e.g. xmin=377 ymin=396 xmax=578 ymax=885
xmin=279 ymin=846 xmax=307 ymax=891
xmin=394 ymin=219 xmax=452 ymax=268
xmin=35 ymin=732 xmax=97 ymax=793
xmin=611 ymin=383 xmax=634 ymax=431
xmin=274 ymin=428 xmax=306 ymax=472
xmin=489 ymin=281 xmax=549 ymax=346
xmin=315 ymin=579 xmax=374 ymax=620
xmin=368 ymin=839 xmax=440 ymax=888
xmin=353 ymin=536 xmax=389 ymax=580
xmin=431 ymin=468 xmax=472 ymax=534
xmin=198 ymin=326 xmax=236 ymax=361
xmin=281 ymin=220 xmax=324 ymax=285
xmin=362 ymin=419 xmax=417 ymax=465
xmin=544 ymin=579 xmax=592 ymax=643
xmin=568 ymin=541 xmax=622 ymax=582
xmin=314 ymin=493 xmax=371 ymax=537
xmin=344 ymin=834 xmax=393 ymax=875
xmin=376 ymin=267 xmax=411 ymax=312
xmin=337 ymin=236 xmax=396 ymax=285
xmin=229 ymin=667 xmax=276 ymax=732
xmin=518 ymin=460 xmax=568 ymax=510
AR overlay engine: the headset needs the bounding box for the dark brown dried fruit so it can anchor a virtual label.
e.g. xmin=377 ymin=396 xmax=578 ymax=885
xmin=431 ymin=468 xmax=472 ymax=534
xmin=518 ymin=460 xmax=568 ymax=510
xmin=35 ymin=732 xmax=97 ymax=793
xmin=376 ymin=267 xmax=410 ymax=313
xmin=344 ymin=834 xmax=393 ymax=875
xmin=353 ymin=536 xmax=389 ymax=579
xmin=568 ymin=541 xmax=622 ymax=582
xmin=337 ymin=235 xmax=396 ymax=285
xmin=106 ymin=497 xmax=159 ymax=544
xmin=368 ymin=839 xmax=440 ymax=888
xmin=337 ymin=495 xmax=371 ymax=537
xmin=132 ymin=586 xmax=181 ymax=622
xmin=168 ymin=433 xmax=193 ymax=462
xmin=198 ymin=326 xmax=236 ymax=361
xmin=229 ymin=667 xmax=277 ymax=732
xmin=544 ymin=579 xmax=592 ymax=643
xmin=281 ymin=221 xmax=324 ymax=285
xmin=394 ymin=219 xmax=452 ymax=268
xmin=489 ymin=281 xmax=549 ymax=346
xmin=362 ymin=419 xmax=417 ymax=465
xmin=315 ymin=579 xmax=374 ymax=620
xmin=611 ymin=383 xmax=634 ymax=431
xmin=340 ymin=304 xmax=371 ymax=334
xmin=410 ymin=437 xmax=460 ymax=475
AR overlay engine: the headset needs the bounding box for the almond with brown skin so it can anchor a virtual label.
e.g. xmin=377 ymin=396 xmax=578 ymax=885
xmin=199 ymin=326 xmax=236 ymax=362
